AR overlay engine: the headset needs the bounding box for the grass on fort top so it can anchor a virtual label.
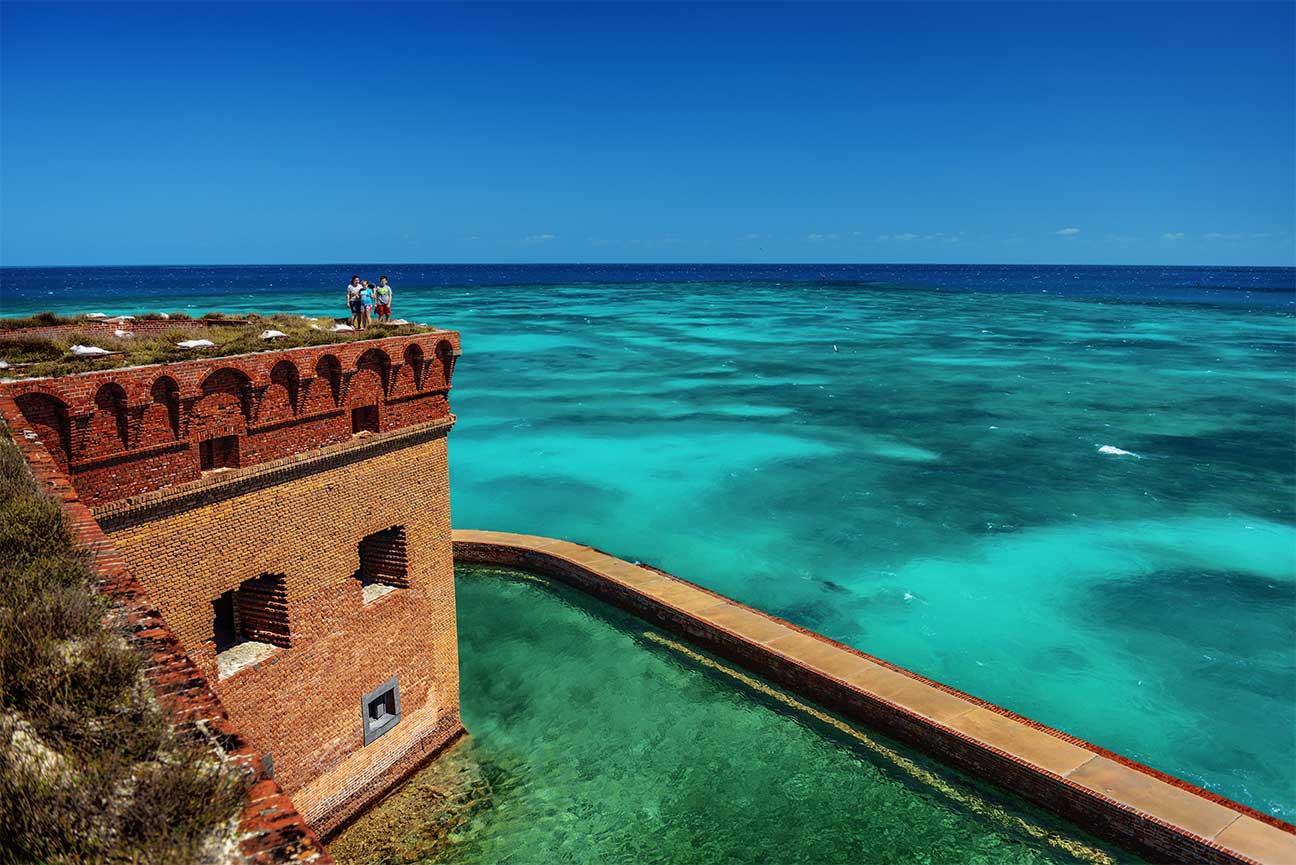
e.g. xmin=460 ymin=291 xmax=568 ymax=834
xmin=0 ymin=311 xmax=441 ymax=379
xmin=0 ymin=427 xmax=249 ymax=864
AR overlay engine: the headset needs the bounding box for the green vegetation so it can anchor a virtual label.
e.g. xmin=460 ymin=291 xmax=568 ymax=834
xmin=0 ymin=312 xmax=439 ymax=379
xmin=0 ymin=429 xmax=249 ymax=864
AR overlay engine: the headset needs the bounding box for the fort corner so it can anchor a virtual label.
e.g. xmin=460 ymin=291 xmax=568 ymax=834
xmin=0 ymin=329 xmax=465 ymax=841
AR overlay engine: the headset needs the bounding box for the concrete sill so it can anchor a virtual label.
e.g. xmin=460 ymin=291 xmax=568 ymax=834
xmin=361 ymin=583 xmax=398 ymax=604
xmin=216 ymin=640 xmax=281 ymax=680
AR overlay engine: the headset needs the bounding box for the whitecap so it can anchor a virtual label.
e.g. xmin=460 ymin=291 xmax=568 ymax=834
xmin=1097 ymin=444 xmax=1140 ymax=458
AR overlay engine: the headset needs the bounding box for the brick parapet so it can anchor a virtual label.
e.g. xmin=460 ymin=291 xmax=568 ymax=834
xmin=0 ymin=331 xmax=461 ymax=506
xmin=0 ymin=393 xmax=332 ymax=865
xmin=452 ymin=530 xmax=1296 ymax=865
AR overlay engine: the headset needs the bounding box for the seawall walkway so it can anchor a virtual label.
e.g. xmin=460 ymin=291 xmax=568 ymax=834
xmin=452 ymin=529 xmax=1295 ymax=865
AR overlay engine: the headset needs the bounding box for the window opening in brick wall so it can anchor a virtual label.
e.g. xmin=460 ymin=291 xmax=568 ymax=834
xmin=198 ymin=434 xmax=240 ymax=471
xmin=362 ymin=676 xmax=401 ymax=745
xmin=351 ymin=404 xmax=379 ymax=434
xmin=355 ymin=526 xmax=409 ymax=603
xmin=211 ymin=573 xmax=289 ymax=678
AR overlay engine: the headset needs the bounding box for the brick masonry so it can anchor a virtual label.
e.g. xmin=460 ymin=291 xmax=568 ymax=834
xmin=0 ymin=332 xmax=465 ymax=859
xmin=3 ymin=330 xmax=460 ymax=507
xmin=453 ymin=530 xmax=1296 ymax=865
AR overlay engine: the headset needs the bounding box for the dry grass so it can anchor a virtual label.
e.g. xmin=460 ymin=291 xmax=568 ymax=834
xmin=0 ymin=312 xmax=439 ymax=379
xmin=0 ymin=429 xmax=249 ymax=864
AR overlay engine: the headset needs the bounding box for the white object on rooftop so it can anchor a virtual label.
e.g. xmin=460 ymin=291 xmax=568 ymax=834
xmin=177 ymin=338 xmax=216 ymax=349
xmin=70 ymin=344 xmax=111 ymax=356
xmin=259 ymin=329 xmax=288 ymax=339
xmin=84 ymin=313 xmax=108 ymax=319
xmin=159 ymin=313 xmax=170 ymax=319
xmin=390 ymin=318 xmax=411 ymax=325
xmin=331 ymin=323 xmax=355 ymax=332
xmin=114 ymin=329 xmax=134 ymax=338
xmin=0 ymin=361 xmax=10 ymax=370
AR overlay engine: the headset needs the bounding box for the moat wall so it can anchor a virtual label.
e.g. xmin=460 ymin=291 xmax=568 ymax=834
xmin=453 ymin=531 xmax=1296 ymax=865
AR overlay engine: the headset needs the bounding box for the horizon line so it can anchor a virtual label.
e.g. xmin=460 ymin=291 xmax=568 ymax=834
xmin=2 ymin=261 xmax=1294 ymax=271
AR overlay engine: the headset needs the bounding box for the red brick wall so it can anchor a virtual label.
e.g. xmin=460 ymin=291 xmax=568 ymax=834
xmin=1 ymin=332 xmax=460 ymax=506
xmin=98 ymin=419 xmax=463 ymax=837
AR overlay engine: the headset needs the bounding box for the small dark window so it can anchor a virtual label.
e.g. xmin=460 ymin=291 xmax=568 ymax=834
xmin=356 ymin=526 xmax=409 ymax=590
xmin=212 ymin=590 xmax=238 ymax=653
xmin=210 ymin=574 xmax=290 ymax=677
xmin=199 ymin=435 xmax=240 ymax=470
xmin=351 ymin=405 xmax=379 ymax=434
xmin=362 ymin=676 xmax=401 ymax=745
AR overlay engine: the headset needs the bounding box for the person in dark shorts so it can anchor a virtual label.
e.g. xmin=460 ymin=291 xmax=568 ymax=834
xmin=345 ymin=275 xmax=362 ymax=328
xmin=375 ymin=275 xmax=393 ymax=323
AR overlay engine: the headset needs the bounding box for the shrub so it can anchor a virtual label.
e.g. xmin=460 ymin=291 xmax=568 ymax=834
xmin=0 ymin=430 xmax=249 ymax=864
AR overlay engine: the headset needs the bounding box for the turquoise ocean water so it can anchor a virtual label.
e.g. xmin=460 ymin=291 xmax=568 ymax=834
xmin=2 ymin=264 xmax=1293 ymax=821
xmin=417 ymin=563 xmax=1135 ymax=865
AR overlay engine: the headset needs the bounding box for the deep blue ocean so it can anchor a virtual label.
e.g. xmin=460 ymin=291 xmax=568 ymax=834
xmin=2 ymin=263 xmax=1294 ymax=822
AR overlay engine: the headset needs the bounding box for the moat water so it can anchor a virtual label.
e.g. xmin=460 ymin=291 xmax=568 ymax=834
xmin=330 ymin=564 xmax=1138 ymax=865
xmin=1 ymin=264 xmax=1293 ymax=820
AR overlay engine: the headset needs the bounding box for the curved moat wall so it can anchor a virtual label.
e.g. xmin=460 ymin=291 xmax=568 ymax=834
xmin=452 ymin=530 xmax=1296 ymax=865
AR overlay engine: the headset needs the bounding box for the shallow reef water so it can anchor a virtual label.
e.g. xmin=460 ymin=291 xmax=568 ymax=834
xmin=328 ymin=565 xmax=1138 ymax=865
xmin=2 ymin=264 xmax=1293 ymax=823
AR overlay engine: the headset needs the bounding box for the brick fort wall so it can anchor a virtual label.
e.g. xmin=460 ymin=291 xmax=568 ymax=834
xmin=102 ymin=426 xmax=463 ymax=835
xmin=1 ymin=331 xmax=466 ymax=840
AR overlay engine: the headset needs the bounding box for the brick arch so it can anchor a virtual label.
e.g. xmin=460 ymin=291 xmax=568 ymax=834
xmin=314 ymin=354 xmax=342 ymax=405
xmin=189 ymin=392 xmax=248 ymax=442
xmin=14 ymin=392 xmax=71 ymax=468
xmin=270 ymin=360 xmax=301 ymax=404
xmin=355 ymin=348 xmax=393 ymax=395
xmin=200 ymin=367 xmax=252 ymax=420
xmin=85 ymin=382 xmax=129 ymax=457
xmin=431 ymin=339 xmax=456 ymax=389
xmin=346 ymin=368 xmax=386 ymax=407
xmin=404 ymin=344 xmax=425 ymax=389
xmin=138 ymin=375 xmax=181 ymax=446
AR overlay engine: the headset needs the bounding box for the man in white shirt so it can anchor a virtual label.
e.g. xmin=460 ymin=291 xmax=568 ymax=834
xmin=346 ymin=275 xmax=362 ymax=328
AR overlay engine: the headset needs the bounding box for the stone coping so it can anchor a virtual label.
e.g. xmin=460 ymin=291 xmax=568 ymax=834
xmin=451 ymin=529 xmax=1296 ymax=865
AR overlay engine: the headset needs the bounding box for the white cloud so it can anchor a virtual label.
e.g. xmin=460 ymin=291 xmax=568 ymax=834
xmin=1055 ymin=227 xmax=1080 ymax=236
xmin=522 ymin=233 xmax=556 ymax=244
xmin=1162 ymin=232 xmax=1184 ymax=240
xmin=877 ymin=232 xmax=921 ymax=242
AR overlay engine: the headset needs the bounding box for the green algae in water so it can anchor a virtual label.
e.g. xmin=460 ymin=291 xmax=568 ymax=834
xmin=384 ymin=564 xmax=1139 ymax=865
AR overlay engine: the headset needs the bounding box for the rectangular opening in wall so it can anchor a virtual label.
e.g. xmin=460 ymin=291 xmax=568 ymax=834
xmin=356 ymin=526 xmax=409 ymax=601
xmin=212 ymin=590 xmax=237 ymax=653
xmin=211 ymin=573 xmax=289 ymax=679
xmin=362 ymin=676 xmax=401 ymax=745
xmin=351 ymin=404 xmax=379 ymax=434
xmin=199 ymin=434 xmax=240 ymax=471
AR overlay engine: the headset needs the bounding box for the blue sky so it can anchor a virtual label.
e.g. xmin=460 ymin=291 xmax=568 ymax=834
xmin=1 ymin=1 xmax=1292 ymax=266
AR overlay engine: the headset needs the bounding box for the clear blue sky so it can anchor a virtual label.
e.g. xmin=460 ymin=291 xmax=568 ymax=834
xmin=1 ymin=1 xmax=1292 ymax=266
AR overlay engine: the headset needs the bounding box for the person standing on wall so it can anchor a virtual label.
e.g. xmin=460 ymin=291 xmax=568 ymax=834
xmin=346 ymin=275 xmax=362 ymax=328
xmin=375 ymin=276 xmax=393 ymax=323
xmin=359 ymin=280 xmax=375 ymax=330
